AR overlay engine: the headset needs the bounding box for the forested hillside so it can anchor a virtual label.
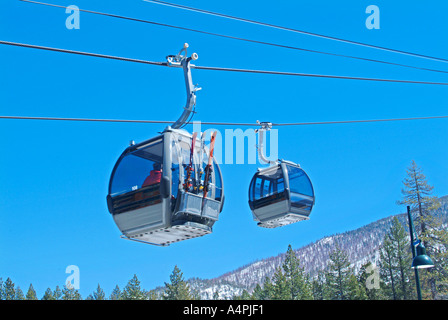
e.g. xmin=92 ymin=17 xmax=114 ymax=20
xmin=188 ymin=195 xmax=448 ymax=299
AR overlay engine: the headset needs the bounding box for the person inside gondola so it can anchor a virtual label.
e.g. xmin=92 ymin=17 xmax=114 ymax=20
xmin=142 ymin=162 xmax=162 ymax=187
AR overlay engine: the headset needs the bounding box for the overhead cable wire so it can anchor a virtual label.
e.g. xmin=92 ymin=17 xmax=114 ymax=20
xmin=1 ymin=40 xmax=448 ymax=86
xmin=0 ymin=115 xmax=175 ymax=124
xmin=270 ymin=115 xmax=448 ymax=126
xmin=144 ymin=0 xmax=448 ymax=64
xmin=1 ymin=115 xmax=448 ymax=127
xmin=0 ymin=40 xmax=168 ymax=66
xmin=193 ymin=65 xmax=448 ymax=85
xmin=18 ymin=0 xmax=448 ymax=75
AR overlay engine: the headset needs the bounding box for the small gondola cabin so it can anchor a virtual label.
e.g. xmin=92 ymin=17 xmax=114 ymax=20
xmin=248 ymin=161 xmax=314 ymax=228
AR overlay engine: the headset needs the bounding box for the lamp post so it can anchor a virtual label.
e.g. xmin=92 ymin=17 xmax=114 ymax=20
xmin=406 ymin=206 xmax=435 ymax=300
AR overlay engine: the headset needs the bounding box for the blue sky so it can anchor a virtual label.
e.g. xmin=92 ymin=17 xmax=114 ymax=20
xmin=0 ymin=0 xmax=447 ymax=298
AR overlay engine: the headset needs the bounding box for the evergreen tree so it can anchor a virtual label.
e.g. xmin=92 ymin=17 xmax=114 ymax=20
xmin=62 ymin=285 xmax=82 ymax=300
xmin=251 ymin=283 xmax=264 ymax=300
xmin=0 ymin=278 xmax=4 ymax=300
xmin=398 ymin=160 xmax=439 ymax=246
xmin=122 ymin=274 xmax=147 ymax=300
xmin=53 ymin=285 xmax=63 ymax=300
xmin=325 ymin=247 xmax=353 ymax=300
xmin=387 ymin=217 xmax=415 ymax=300
xmin=419 ymin=213 xmax=448 ymax=299
xmin=379 ymin=217 xmax=414 ymax=300
xmin=358 ymin=262 xmax=382 ymax=300
xmin=89 ymin=284 xmax=106 ymax=300
xmin=259 ymin=277 xmax=274 ymax=300
xmin=346 ymin=274 xmax=367 ymax=300
xmin=190 ymin=287 xmax=201 ymax=300
xmin=311 ymin=270 xmax=327 ymax=300
xmin=379 ymin=235 xmax=398 ymax=300
xmin=392 ymin=218 xmax=414 ymax=300
xmin=236 ymin=289 xmax=251 ymax=300
xmin=397 ymin=161 xmax=446 ymax=299
xmin=109 ymin=285 xmax=122 ymax=300
xmin=41 ymin=288 xmax=55 ymax=300
xmin=26 ymin=284 xmax=38 ymax=300
xmin=271 ymin=267 xmax=289 ymax=300
xmin=3 ymin=278 xmax=15 ymax=300
xmin=163 ymin=266 xmax=193 ymax=300
xmin=146 ymin=289 xmax=159 ymax=300
xmin=15 ymin=286 xmax=25 ymax=300
xmin=282 ymin=244 xmax=312 ymax=300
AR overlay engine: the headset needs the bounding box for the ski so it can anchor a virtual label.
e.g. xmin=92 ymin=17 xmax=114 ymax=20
xmin=183 ymin=132 xmax=198 ymax=192
xmin=202 ymin=131 xmax=217 ymax=201
xmin=198 ymin=132 xmax=205 ymax=178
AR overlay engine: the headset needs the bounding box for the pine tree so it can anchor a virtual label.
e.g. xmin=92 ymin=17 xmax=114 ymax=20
xmin=358 ymin=262 xmax=383 ymax=300
xmin=122 ymin=274 xmax=147 ymax=300
xmin=390 ymin=218 xmax=414 ymax=300
xmin=3 ymin=278 xmax=15 ymax=300
xmin=237 ymin=290 xmax=251 ymax=300
xmin=282 ymin=244 xmax=312 ymax=300
xmin=41 ymin=288 xmax=55 ymax=300
xmin=311 ymin=270 xmax=326 ymax=300
xmin=14 ymin=286 xmax=25 ymax=300
xmin=259 ymin=277 xmax=274 ymax=300
xmin=146 ymin=289 xmax=159 ymax=300
xmin=325 ymin=247 xmax=353 ymax=300
xmin=346 ymin=274 xmax=367 ymax=300
xmin=0 ymin=278 xmax=4 ymax=300
xmin=398 ymin=160 xmax=440 ymax=246
xmin=378 ymin=217 xmax=414 ymax=300
xmin=53 ymin=285 xmax=63 ymax=300
xmin=379 ymin=235 xmax=398 ymax=299
xmin=190 ymin=287 xmax=201 ymax=300
xmin=271 ymin=267 xmax=290 ymax=300
xmin=89 ymin=284 xmax=106 ymax=300
xmin=251 ymin=283 xmax=264 ymax=300
xmin=419 ymin=213 xmax=448 ymax=299
xmin=163 ymin=266 xmax=193 ymax=300
xmin=62 ymin=285 xmax=82 ymax=300
xmin=398 ymin=163 xmax=440 ymax=298
xmin=109 ymin=285 xmax=122 ymax=300
xmin=397 ymin=161 xmax=448 ymax=300
xmin=25 ymin=284 xmax=38 ymax=300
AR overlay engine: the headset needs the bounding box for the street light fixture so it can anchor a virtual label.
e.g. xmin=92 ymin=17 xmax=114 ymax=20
xmin=412 ymin=241 xmax=435 ymax=269
xmin=406 ymin=206 xmax=435 ymax=300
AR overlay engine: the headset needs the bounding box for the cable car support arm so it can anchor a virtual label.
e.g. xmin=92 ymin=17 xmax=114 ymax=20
xmin=255 ymin=121 xmax=277 ymax=165
xmin=166 ymin=43 xmax=201 ymax=129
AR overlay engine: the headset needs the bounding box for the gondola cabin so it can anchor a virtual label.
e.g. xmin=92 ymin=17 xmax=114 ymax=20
xmin=248 ymin=161 xmax=314 ymax=228
xmin=107 ymin=127 xmax=224 ymax=246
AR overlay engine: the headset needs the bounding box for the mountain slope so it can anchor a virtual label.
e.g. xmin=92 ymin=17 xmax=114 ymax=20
xmin=188 ymin=196 xmax=448 ymax=299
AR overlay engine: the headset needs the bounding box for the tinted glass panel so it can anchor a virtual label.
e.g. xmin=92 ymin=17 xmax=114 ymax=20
xmin=277 ymin=178 xmax=285 ymax=194
xmin=250 ymin=166 xmax=285 ymax=202
xmin=290 ymin=193 xmax=313 ymax=211
xmin=171 ymin=140 xmax=180 ymax=198
xmin=262 ymin=179 xmax=271 ymax=197
xmin=254 ymin=177 xmax=263 ymax=200
xmin=249 ymin=177 xmax=255 ymax=202
xmin=212 ymin=160 xmax=223 ymax=201
xmin=111 ymin=140 xmax=163 ymax=196
xmin=287 ymin=165 xmax=313 ymax=197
